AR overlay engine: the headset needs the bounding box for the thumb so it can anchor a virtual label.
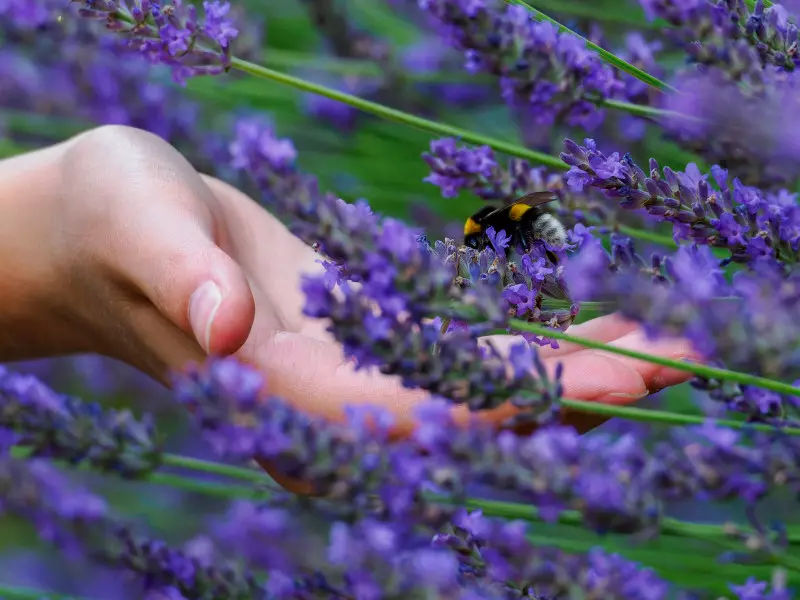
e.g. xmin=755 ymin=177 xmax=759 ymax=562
xmin=110 ymin=199 xmax=256 ymax=358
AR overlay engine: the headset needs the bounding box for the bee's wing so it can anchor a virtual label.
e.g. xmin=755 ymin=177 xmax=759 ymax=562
xmin=482 ymin=191 xmax=558 ymax=219
xmin=514 ymin=191 xmax=559 ymax=208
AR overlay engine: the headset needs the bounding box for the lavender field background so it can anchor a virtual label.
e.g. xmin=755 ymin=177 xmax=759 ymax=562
xmin=1 ymin=0 xmax=799 ymax=598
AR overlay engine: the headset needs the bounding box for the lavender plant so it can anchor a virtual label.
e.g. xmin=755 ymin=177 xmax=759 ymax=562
xmin=418 ymin=0 xmax=622 ymax=133
xmin=639 ymin=0 xmax=799 ymax=77
xmin=3 ymin=0 xmax=800 ymax=599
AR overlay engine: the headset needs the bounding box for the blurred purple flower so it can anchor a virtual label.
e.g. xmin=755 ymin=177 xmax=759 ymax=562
xmin=661 ymin=67 xmax=800 ymax=189
xmin=74 ymin=0 xmax=239 ymax=84
xmin=401 ymin=37 xmax=493 ymax=105
xmin=418 ymin=0 xmax=621 ymax=131
xmin=562 ymin=233 xmax=800 ymax=421
xmin=639 ymin=0 xmax=798 ymax=78
xmin=0 ymin=365 xmax=162 ymax=477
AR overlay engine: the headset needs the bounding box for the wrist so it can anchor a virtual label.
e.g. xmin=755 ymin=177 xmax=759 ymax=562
xmin=0 ymin=141 xmax=91 ymax=361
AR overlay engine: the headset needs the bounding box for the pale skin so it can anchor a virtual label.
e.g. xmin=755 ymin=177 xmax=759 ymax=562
xmin=0 ymin=125 xmax=696 ymax=463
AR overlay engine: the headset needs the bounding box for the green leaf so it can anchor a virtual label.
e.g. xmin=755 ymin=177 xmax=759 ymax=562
xmin=521 ymin=0 xmax=654 ymax=26
xmin=347 ymin=0 xmax=422 ymax=45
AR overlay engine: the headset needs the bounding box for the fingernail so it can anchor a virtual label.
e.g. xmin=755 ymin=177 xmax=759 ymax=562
xmin=609 ymin=390 xmax=649 ymax=400
xmin=189 ymin=280 xmax=222 ymax=353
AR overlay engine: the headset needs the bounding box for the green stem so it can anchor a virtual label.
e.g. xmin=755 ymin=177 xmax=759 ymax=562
xmin=161 ymin=453 xmax=266 ymax=482
xmin=599 ymin=98 xmax=697 ymax=121
xmin=230 ymin=57 xmax=566 ymax=169
xmin=147 ymin=471 xmax=266 ymax=499
xmin=263 ymin=49 xmax=493 ymax=83
xmin=261 ymin=52 xmax=689 ymax=120
xmin=502 ymin=0 xmax=677 ymax=93
xmin=558 ymin=398 xmax=800 ymax=436
xmin=0 ymin=585 xmax=82 ymax=600
xmin=511 ymin=320 xmax=800 ymax=398
xmin=451 ymin=496 xmax=800 ymax=545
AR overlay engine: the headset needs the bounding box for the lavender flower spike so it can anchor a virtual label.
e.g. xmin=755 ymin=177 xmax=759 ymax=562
xmin=229 ymin=117 xmax=566 ymax=419
xmin=560 ymin=138 xmax=800 ymax=265
xmin=73 ymin=0 xmax=239 ymax=83
xmin=419 ymin=0 xmax=621 ymax=130
xmin=0 ymin=455 xmax=258 ymax=598
xmin=639 ymin=0 xmax=799 ymax=77
xmin=0 ymin=365 xmax=162 ymax=478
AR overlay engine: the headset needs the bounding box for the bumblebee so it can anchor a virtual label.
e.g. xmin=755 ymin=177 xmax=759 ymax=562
xmin=463 ymin=191 xmax=567 ymax=259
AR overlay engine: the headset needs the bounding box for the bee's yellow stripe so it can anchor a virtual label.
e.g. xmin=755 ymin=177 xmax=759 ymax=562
xmin=509 ymin=203 xmax=531 ymax=221
xmin=464 ymin=217 xmax=482 ymax=236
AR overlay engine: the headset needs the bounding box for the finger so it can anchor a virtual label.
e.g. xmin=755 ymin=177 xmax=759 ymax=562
xmin=108 ymin=197 xmax=255 ymax=358
xmin=72 ymin=128 xmax=256 ymax=357
xmin=553 ymin=312 xmax=641 ymax=353
xmin=445 ymin=349 xmax=651 ymax=430
xmin=200 ymin=175 xmax=329 ymax=338
xmin=582 ymin=327 xmax=699 ymax=392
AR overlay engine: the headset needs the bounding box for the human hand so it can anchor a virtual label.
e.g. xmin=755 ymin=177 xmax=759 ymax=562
xmin=1 ymin=125 xmax=694 ymax=441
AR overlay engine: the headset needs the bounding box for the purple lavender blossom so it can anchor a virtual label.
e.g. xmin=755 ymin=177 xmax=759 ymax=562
xmin=560 ymin=138 xmax=800 ymax=263
xmin=437 ymin=509 xmax=673 ymax=599
xmin=423 ymin=137 xmax=613 ymax=226
xmin=418 ymin=0 xmax=621 ymax=131
xmin=0 ymin=4 xmax=245 ymax=178
xmin=613 ymin=33 xmax=664 ymax=141
xmin=401 ymin=37 xmax=493 ymax=105
xmin=426 ymin=235 xmax=576 ymax=329
xmin=0 ymin=454 xmax=259 ymax=598
xmin=660 ymin=66 xmax=800 ymax=189
xmin=215 ymin=504 xmax=477 ymax=598
xmin=639 ymin=0 xmax=798 ymax=77
xmin=0 ymin=365 xmax=162 ymax=477
xmin=216 ymin=498 xmax=674 ymax=599
xmin=563 ymin=233 xmax=800 ymax=421
xmin=175 ymin=358 xmax=800 ymax=539
xmin=72 ymin=0 xmax=239 ymax=84
xmin=229 ymin=118 xmax=566 ymax=418
xmin=730 ymin=573 xmax=793 ymax=600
